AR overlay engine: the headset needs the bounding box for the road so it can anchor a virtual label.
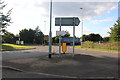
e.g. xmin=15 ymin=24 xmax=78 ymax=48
xmin=2 ymin=45 xmax=118 ymax=60
xmin=2 ymin=68 xmax=64 ymax=78
xmin=2 ymin=46 xmax=49 ymax=60
xmin=2 ymin=45 xmax=119 ymax=79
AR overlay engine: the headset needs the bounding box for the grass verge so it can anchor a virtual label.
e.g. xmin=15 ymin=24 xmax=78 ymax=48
xmin=75 ymin=46 xmax=118 ymax=52
xmin=1 ymin=43 xmax=35 ymax=51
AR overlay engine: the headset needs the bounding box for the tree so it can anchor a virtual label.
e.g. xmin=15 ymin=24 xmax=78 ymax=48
xmin=19 ymin=29 xmax=29 ymax=43
xmin=62 ymin=30 xmax=70 ymax=37
xmin=103 ymin=37 xmax=110 ymax=42
xmin=52 ymin=36 xmax=59 ymax=43
xmin=19 ymin=28 xmax=35 ymax=43
xmin=81 ymin=33 xmax=103 ymax=42
xmin=2 ymin=31 xmax=16 ymax=43
xmin=81 ymin=34 xmax=89 ymax=42
xmin=34 ymin=26 xmax=44 ymax=44
xmin=95 ymin=34 xmax=103 ymax=42
xmin=0 ymin=0 xmax=12 ymax=34
xmin=19 ymin=27 xmax=44 ymax=44
xmin=109 ymin=19 xmax=120 ymax=42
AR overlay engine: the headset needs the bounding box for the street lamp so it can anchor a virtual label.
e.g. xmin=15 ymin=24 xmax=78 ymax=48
xmin=80 ymin=8 xmax=83 ymax=47
xmin=44 ymin=21 xmax=46 ymax=45
xmin=49 ymin=0 xmax=52 ymax=58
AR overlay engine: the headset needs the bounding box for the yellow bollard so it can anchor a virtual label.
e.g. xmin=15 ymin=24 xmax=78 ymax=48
xmin=62 ymin=43 xmax=67 ymax=54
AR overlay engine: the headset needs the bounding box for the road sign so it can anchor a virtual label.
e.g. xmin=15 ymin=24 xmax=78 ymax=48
xmin=61 ymin=38 xmax=81 ymax=43
xmin=56 ymin=31 xmax=67 ymax=36
xmin=55 ymin=17 xmax=80 ymax=26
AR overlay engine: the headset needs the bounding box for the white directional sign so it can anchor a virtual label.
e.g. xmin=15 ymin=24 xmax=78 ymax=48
xmin=55 ymin=17 xmax=80 ymax=26
xmin=56 ymin=31 xmax=67 ymax=36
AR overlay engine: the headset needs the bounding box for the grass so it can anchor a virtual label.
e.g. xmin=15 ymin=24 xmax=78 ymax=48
xmin=75 ymin=46 xmax=118 ymax=52
xmin=1 ymin=43 xmax=35 ymax=51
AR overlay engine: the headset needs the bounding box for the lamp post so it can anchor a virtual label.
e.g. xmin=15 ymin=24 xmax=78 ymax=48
xmin=80 ymin=8 xmax=83 ymax=47
xmin=44 ymin=21 xmax=46 ymax=45
xmin=49 ymin=0 xmax=52 ymax=58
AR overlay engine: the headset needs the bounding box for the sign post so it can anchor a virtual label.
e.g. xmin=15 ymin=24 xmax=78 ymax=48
xmin=59 ymin=18 xmax=61 ymax=56
xmin=73 ymin=18 xmax=75 ymax=57
xmin=55 ymin=17 xmax=80 ymax=57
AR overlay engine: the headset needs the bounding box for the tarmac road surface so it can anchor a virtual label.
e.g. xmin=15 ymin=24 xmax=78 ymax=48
xmin=2 ymin=45 xmax=119 ymax=79
xmin=2 ymin=45 xmax=118 ymax=60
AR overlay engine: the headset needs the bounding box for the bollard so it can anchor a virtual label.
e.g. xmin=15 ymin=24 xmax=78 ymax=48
xmin=62 ymin=43 xmax=67 ymax=54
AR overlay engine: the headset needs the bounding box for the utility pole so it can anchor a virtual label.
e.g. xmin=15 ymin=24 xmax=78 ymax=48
xmin=49 ymin=0 xmax=52 ymax=58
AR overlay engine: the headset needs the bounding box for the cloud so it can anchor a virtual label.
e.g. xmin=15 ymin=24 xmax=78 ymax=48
xmin=92 ymin=19 xmax=113 ymax=24
xmin=52 ymin=0 xmax=119 ymax=2
xmin=37 ymin=2 xmax=117 ymax=20
xmin=4 ymin=0 xmax=117 ymax=21
xmin=3 ymin=0 xmax=118 ymax=37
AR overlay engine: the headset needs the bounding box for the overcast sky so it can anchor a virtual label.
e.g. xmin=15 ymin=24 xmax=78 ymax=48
xmin=3 ymin=0 xmax=119 ymax=37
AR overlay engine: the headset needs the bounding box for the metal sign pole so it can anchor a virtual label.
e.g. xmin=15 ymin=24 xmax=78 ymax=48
xmin=80 ymin=8 xmax=83 ymax=47
xmin=72 ymin=17 xmax=75 ymax=57
xmin=59 ymin=18 xmax=61 ymax=56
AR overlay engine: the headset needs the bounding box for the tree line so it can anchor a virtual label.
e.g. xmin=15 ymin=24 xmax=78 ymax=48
xmin=2 ymin=26 xmax=44 ymax=44
xmin=19 ymin=26 xmax=44 ymax=44
xmin=81 ymin=33 xmax=102 ymax=42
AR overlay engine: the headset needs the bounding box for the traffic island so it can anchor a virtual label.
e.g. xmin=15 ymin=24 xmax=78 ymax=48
xmin=2 ymin=53 xmax=118 ymax=78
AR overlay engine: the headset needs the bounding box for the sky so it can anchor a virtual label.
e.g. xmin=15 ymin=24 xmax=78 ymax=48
xmin=3 ymin=0 xmax=119 ymax=37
